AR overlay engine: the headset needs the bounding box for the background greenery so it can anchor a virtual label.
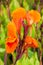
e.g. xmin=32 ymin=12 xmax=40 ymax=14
xmin=0 ymin=0 xmax=43 ymax=65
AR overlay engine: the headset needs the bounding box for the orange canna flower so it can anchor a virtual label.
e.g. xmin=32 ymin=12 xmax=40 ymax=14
xmin=28 ymin=10 xmax=41 ymax=23
xmin=11 ymin=7 xmax=26 ymax=22
xmin=12 ymin=18 xmax=23 ymax=34
xmin=6 ymin=22 xmax=19 ymax=54
xmin=11 ymin=7 xmax=26 ymax=34
xmin=26 ymin=12 xmax=33 ymax=26
xmin=7 ymin=21 xmax=17 ymax=37
xmin=24 ymin=36 xmax=38 ymax=49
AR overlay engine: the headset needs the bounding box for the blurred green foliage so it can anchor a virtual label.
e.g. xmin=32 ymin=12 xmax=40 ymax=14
xmin=0 ymin=0 xmax=43 ymax=65
xmin=16 ymin=51 xmax=39 ymax=65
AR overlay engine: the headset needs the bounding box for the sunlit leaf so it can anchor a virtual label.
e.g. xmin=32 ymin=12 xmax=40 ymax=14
xmin=0 ymin=59 xmax=4 ymax=65
xmin=16 ymin=54 xmax=29 ymax=65
xmin=0 ymin=25 xmax=5 ymax=44
xmin=1 ymin=5 xmax=9 ymax=25
xmin=34 ymin=52 xmax=40 ymax=65
xmin=0 ymin=48 xmax=5 ymax=53
xmin=23 ymin=1 xmax=29 ymax=10
xmin=10 ymin=0 xmax=20 ymax=12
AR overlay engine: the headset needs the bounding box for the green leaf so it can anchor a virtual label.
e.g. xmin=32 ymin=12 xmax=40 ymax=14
xmin=16 ymin=60 xmax=21 ymax=65
xmin=27 ymin=0 xmax=34 ymax=8
xmin=16 ymin=54 xmax=29 ymax=65
xmin=0 ymin=48 xmax=5 ymax=53
xmin=34 ymin=52 xmax=40 ymax=65
xmin=28 ymin=24 xmax=36 ymax=38
xmin=1 ymin=5 xmax=9 ymax=25
xmin=30 ymin=57 xmax=34 ymax=65
xmin=28 ymin=48 xmax=34 ymax=58
xmin=0 ymin=52 xmax=5 ymax=61
xmin=23 ymin=1 xmax=29 ymax=11
xmin=24 ymin=19 xmax=27 ymax=24
xmin=0 ymin=25 xmax=5 ymax=44
xmin=10 ymin=0 xmax=20 ymax=12
xmin=0 ymin=59 xmax=4 ymax=65
xmin=22 ymin=56 xmax=29 ymax=65
xmin=31 ymin=24 xmax=36 ymax=38
xmin=12 ymin=52 xmax=17 ymax=60
xmin=16 ymin=52 xmax=39 ymax=65
xmin=41 ymin=9 xmax=43 ymax=15
xmin=20 ymin=26 xmax=24 ymax=40
xmin=42 ymin=15 xmax=43 ymax=21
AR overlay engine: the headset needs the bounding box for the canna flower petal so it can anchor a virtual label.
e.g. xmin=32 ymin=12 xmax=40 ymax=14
xmin=24 ymin=36 xmax=38 ymax=49
xmin=7 ymin=21 xmax=17 ymax=38
xmin=26 ymin=12 xmax=33 ymax=26
xmin=12 ymin=18 xmax=23 ymax=34
xmin=6 ymin=37 xmax=19 ymax=53
xmin=11 ymin=7 xmax=26 ymax=22
xmin=11 ymin=7 xmax=26 ymax=34
xmin=6 ymin=22 xmax=19 ymax=53
xmin=29 ymin=10 xmax=41 ymax=23
xmin=32 ymin=38 xmax=38 ymax=48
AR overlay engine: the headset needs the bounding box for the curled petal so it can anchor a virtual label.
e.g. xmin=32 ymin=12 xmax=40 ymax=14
xmin=11 ymin=7 xmax=26 ymax=34
xmin=24 ymin=36 xmax=38 ymax=49
xmin=26 ymin=12 xmax=33 ymax=26
xmin=32 ymin=38 xmax=38 ymax=48
xmin=12 ymin=18 xmax=23 ymax=34
xmin=29 ymin=10 xmax=41 ymax=23
xmin=6 ymin=22 xmax=19 ymax=53
xmin=7 ymin=22 xmax=17 ymax=37
xmin=6 ymin=37 xmax=19 ymax=53
xmin=11 ymin=7 xmax=26 ymax=21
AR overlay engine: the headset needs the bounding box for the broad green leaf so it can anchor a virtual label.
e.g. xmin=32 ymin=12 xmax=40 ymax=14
xmin=23 ymin=1 xmax=29 ymax=11
xmin=20 ymin=26 xmax=24 ymax=40
xmin=1 ymin=5 xmax=9 ymax=25
xmin=35 ymin=60 xmax=40 ymax=65
xmin=0 ymin=59 xmax=4 ymax=65
xmin=28 ymin=48 xmax=34 ymax=58
xmin=10 ymin=0 xmax=20 ymax=12
xmin=16 ymin=54 xmax=29 ymax=65
xmin=30 ymin=57 xmax=34 ymax=65
xmin=0 ymin=25 xmax=5 ymax=44
xmin=34 ymin=52 xmax=40 ymax=65
xmin=0 ymin=48 xmax=5 ymax=53
xmin=22 ymin=56 xmax=29 ymax=65
xmin=16 ymin=59 xmax=22 ymax=65
xmin=16 ymin=52 xmax=39 ymax=65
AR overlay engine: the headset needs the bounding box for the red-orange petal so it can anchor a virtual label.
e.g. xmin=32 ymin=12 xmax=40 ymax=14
xmin=32 ymin=38 xmax=38 ymax=48
xmin=29 ymin=10 xmax=41 ymax=23
xmin=11 ymin=7 xmax=26 ymax=34
xmin=7 ymin=22 xmax=17 ymax=38
xmin=11 ymin=7 xmax=26 ymax=22
xmin=6 ymin=22 xmax=19 ymax=53
xmin=26 ymin=12 xmax=33 ymax=26
xmin=6 ymin=37 xmax=19 ymax=53
xmin=24 ymin=36 xmax=38 ymax=49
